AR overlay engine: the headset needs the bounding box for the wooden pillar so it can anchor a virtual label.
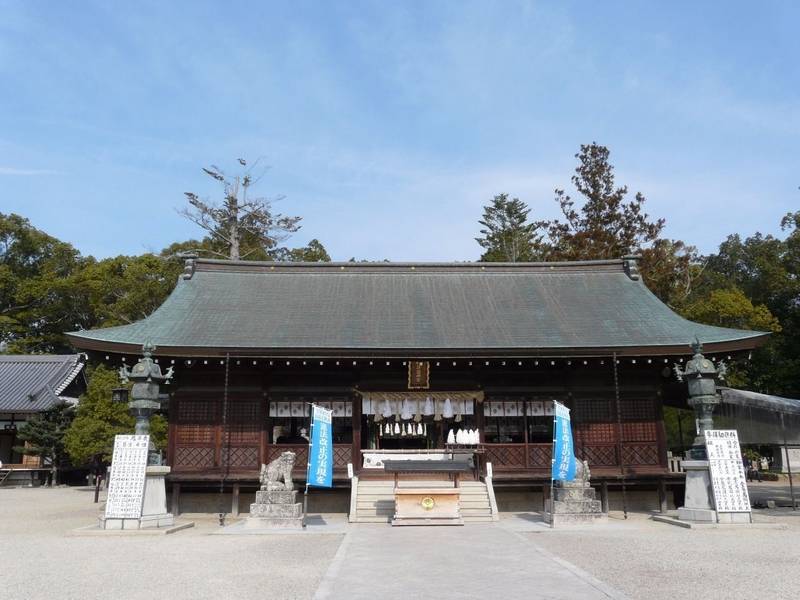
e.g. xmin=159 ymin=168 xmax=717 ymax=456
xmin=167 ymin=397 xmax=177 ymax=469
xmin=657 ymin=479 xmax=668 ymax=513
xmin=523 ymin=397 xmax=530 ymax=468
xmin=600 ymin=481 xmax=609 ymax=513
xmin=260 ymin=392 xmax=269 ymax=466
xmin=171 ymin=483 xmax=181 ymax=517
xmin=231 ymin=482 xmax=240 ymax=517
xmin=351 ymin=393 xmax=361 ymax=472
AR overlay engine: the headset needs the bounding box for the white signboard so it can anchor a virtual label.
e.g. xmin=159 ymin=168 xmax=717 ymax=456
xmin=105 ymin=434 xmax=149 ymax=519
xmin=705 ymin=430 xmax=751 ymax=514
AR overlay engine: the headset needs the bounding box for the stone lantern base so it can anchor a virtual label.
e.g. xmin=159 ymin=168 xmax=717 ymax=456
xmin=99 ymin=466 xmax=175 ymax=530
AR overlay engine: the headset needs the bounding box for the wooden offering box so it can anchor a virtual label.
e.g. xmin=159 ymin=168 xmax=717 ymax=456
xmin=392 ymin=488 xmax=463 ymax=526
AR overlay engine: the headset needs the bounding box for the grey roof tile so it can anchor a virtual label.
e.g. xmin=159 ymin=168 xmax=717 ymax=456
xmin=0 ymin=354 xmax=85 ymax=413
xmin=66 ymin=259 xmax=769 ymax=356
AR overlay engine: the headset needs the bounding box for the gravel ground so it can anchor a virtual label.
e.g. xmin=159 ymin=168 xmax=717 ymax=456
xmin=528 ymin=511 xmax=800 ymax=600
xmin=4 ymin=486 xmax=799 ymax=600
xmin=0 ymin=487 xmax=342 ymax=600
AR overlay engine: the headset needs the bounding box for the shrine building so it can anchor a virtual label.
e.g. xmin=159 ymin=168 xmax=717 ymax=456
xmin=67 ymin=256 xmax=768 ymax=516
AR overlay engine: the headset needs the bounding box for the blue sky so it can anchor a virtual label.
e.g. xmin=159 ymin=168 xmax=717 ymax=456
xmin=1 ymin=1 xmax=798 ymax=261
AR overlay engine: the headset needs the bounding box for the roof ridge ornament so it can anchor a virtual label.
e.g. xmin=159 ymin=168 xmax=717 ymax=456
xmin=622 ymin=255 xmax=641 ymax=280
xmin=181 ymin=253 xmax=198 ymax=280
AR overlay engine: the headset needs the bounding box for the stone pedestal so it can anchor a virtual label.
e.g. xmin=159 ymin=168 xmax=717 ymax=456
xmin=677 ymin=460 xmax=717 ymax=522
xmin=245 ymin=489 xmax=304 ymax=529
xmin=99 ymin=466 xmax=175 ymax=530
xmin=544 ymin=484 xmax=606 ymax=526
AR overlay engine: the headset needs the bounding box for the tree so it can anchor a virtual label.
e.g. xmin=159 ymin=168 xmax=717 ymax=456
xmin=76 ymin=253 xmax=183 ymax=327
xmin=685 ymin=211 xmax=800 ymax=396
xmin=181 ymin=159 xmax=301 ymax=260
xmin=0 ymin=213 xmax=88 ymax=353
xmin=14 ymin=401 xmax=75 ymax=486
xmin=64 ymin=365 xmax=167 ymax=466
xmin=270 ymin=239 xmax=332 ymax=262
xmin=681 ymin=288 xmax=781 ymax=333
xmin=539 ymin=143 xmax=698 ymax=305
xmin=544 ymin=143 xmax=664 ymax=260
xmin=476 ymin=194 xmax=544 ymax=262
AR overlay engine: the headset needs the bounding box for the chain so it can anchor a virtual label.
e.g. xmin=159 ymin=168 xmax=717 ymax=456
xmin=217 ymin=353 xmax=231 ymax=526
xmin=612 ymin=352 xmax=628 ymax=520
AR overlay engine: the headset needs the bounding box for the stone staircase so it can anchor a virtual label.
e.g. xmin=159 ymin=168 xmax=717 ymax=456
xmin=350 ymin=478 xmax=497 ymax=523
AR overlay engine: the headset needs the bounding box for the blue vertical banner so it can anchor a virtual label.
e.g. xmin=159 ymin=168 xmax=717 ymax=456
xmin=552 ymin=401 xmax=577 ymax=481
xmin=307 ymin=404 xmax=333 ymax=488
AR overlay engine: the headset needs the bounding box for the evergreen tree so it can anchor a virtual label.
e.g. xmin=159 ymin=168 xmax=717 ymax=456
xmin=269 ymin=239 xmax=332 ymax=262
xmin=64 ymin=365 xmax=167 ymax=466
xmin=544 ymin=143 xmax=664 ymax=260
xmin=540 ymin=143 xmax=697 ymax=306
xmin=476 ymin=194 xmax=543 ymax=262
xmin=13 ymin=401 xmax=75 ymax=486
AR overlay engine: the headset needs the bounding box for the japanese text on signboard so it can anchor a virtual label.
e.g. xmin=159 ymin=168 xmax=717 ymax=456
xmin=706 ymin=430 xmax=751 ymax=514
xmin=105 ymin=434 xmax=149 ymax=519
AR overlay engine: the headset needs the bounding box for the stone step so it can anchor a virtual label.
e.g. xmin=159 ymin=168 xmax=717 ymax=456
xmin=462 ymin=516 xmax=495 ymax=522
xmin=459 ymin=497 xmax=490 ymax=505
xmin=460 ymin=508 xmax=492 ymax=515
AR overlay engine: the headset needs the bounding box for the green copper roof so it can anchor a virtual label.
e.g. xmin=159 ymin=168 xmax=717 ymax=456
xmin=67 ymin=258 xmax=768 ymax=357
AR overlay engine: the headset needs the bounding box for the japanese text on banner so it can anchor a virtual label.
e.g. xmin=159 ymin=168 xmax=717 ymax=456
xmin=307 ymin=404 xmax=333 ymax=488
xmin=552 ymin=401 xmax=576 ymax=481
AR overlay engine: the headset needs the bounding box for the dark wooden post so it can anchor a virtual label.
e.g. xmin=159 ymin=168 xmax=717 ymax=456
xmin=657 ymin=479 xmax=668 ymax=513
xmin=351 ymin=393 xmax=361 ymax=473
xmin=523 ymin=396 xmax=530 ymax=469
xmin=171 ymin=483 xmax=181 ymax=516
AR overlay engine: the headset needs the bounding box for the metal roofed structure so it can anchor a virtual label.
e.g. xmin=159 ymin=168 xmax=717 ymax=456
xmin=0 ymin=354 xmax=86 ymax=413
xmin=66 ymin=257 xmax=769 ymax=358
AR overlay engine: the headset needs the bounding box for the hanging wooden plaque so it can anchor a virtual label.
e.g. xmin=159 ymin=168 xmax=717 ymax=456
xmin=408 ymin=361 xmax=430 ymax=389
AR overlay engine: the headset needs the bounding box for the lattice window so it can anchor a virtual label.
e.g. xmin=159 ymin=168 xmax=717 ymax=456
xmin=528 ymin=445 xmax=550 ymax=467
xmin=176 ymin=424 xmax=214 ymax=445
xmin=619 ymin=397 xmax=656 ymax=420
xmin=174 ymin=446 xmax=215 ymax=469
xmin=483 ymin=445 xmax=526 ymax=469
xmin=573 ymin=397 xmax=612 ymax=422
xmin=575 ymin=423 xmax=617 ymax=444
xmin=333 ymin=445 xmax=352 ymax=467
xmin=622 ymin=443 xmax=660 ymax=465
xmin=224 ymin=400 xmax=261 ymax=444
xmin=228 ymin=400 xmax=260 ymax=423
xmin=582 ymin=445 xmax=618 ymax=466
xmin=222 ymin=446 xmax=259 ymax=468
xmin=177 ymin=399 xmax=218 ymax=423
xmin=621 ymin=421 xmax=657 ymax=442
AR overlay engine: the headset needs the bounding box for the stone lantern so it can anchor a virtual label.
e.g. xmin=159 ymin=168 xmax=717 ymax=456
xmin=674 ymin=339 xmax=726 ymax=460
xmin=674 ymin=339 xmax=729 ymax=523
xmin=101 ymin=341 xmax=177 ymax=530
xmin=118 ymin=341 xmax=173 ymax=465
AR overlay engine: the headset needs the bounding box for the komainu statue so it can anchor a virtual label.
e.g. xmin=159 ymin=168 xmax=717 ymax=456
xmin=259 ymin=451 xmax=296 ymax=491
xmin=576 ymin=459 xmax=591 ymax=486
xmin=559 ymin=459 xmax=591 ymax=488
